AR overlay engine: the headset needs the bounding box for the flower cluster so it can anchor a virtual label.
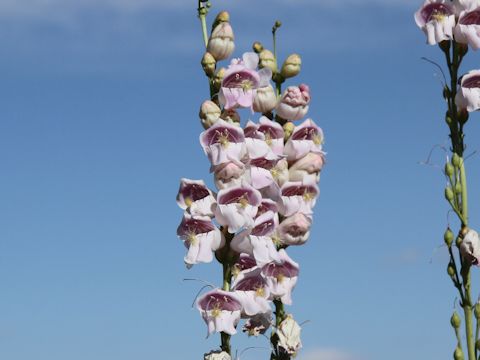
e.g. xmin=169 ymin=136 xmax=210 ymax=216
xmin=177 ymin=6 xmax=325 ymax=359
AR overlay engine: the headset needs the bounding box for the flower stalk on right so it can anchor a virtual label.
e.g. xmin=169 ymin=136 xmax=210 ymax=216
xmin=415 ymin=1 xmax=480 ymax=359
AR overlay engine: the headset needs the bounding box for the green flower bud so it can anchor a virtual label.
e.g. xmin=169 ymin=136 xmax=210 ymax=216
xmin=280 ymin=54 xmax=301 ymax=79
xmin=454 ymin=347 xmax=464 ymax=360
xmin=445 ymin=228 xmax=454 ymax=247
xmin=274 ymin=20 xmax=282 ymax=29
xmin=445 ymin=187 xmax=454 ymax=202
xmin=474 ymin=303 xmax=480 ymax=319
xmin=458 ymin=108 xmax=469 ymax=124
xmin=455 ymin=182 xmax=462 ymax=194
xmin=456 ymin=236 xmax=463 ymax=247
xmin=283 ymin=122 xmax=295 ymax=141
xmin=259 ymin=49 xmax=277 ymax=73
xmin=447 ymin=263 xmax=456 ymax=277
xmin=201 ymin=52 xmax=216 ymax=77
xmin=451 ymin=312 xmax=461 ymax=328
xmin=452 ymin=153 xmax=461 ymax=168
xmin=445 ymin=162 xmax=454 ymax=177
xmin=252 ymin=41 xmax=264 ymax=53
xmin=212 ymin=67 xmax=225 ymax=91
xmin=446 ymin=113 xmax=453 ymax=125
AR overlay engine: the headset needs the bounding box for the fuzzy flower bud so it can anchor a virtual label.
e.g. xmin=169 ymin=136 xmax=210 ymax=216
xmin=452 ymin=153 xmax=461 ymax=168
xmin=281 ymin=54 xmax=301 ymax=79
xmin=444 ymin=228 xmax=454 ymax=247
xmin=212 ymin=67 xmax=226 ymax=90
xmin=445 ymin=187 xmax=454 ymax=202
xmin=447 ymin=263 xmax=456 ymax=277
xmin=207 ymin=22 xmax=235 ymax=61
xmin=199 ymin=100 xmax=221 ymax=129
xmin=253 ymin=85 xmax=277 ymax=113
xmin=252 ymin=41 xmax=264 ymax=53
xmin=445 ymin=162 xmax=454 ymax=177
xmin=259 ymin=49 xmax=277 ymax=73
xmin=454 ymin=347 xmax=464 ymax=360
xmin=283 ymin=122 xmax=295 ymax=141
xmin=451 ymin=311 xmax=461 ymax=328
xmin=201 ymin=52 xmax=216 ymax=77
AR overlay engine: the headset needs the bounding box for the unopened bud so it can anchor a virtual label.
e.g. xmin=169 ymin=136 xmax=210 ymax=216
xmin=456 ymin=236 xmax=463 ymax=247
xmin=212 ymin=67 xmax=226 ymax=90
xmin=281 ymin=54 xmax=301 ymax=79
xmin=452 ymin=153 xmax=461 ymax=168
xmin=439 ymin=40 xmax=451 ymax=53
xmin=458 ymin=108 xmax=469 ymax=124
xmin=252 ymin=41 xmax=264 ymax=53
xmin=201 ymin=52 xmax=216 ymax=77
xmin=207 ymin=22 xmax=235 ymax=61
xmin=451 ymin=312 xmax=461 ymax=328
xmin=474 ymin=303 xmax=480 ymax=319
xmin=283 ymin=121 xmax=295 ymax=141
xmin=447 ymin=263 xmax=456 ymax=277
xmin=199 ymin=100 xmax=221 ymax=129
xmin=454 ymin=347 xmax=464 ymax=360
xmin=212 ymin=11 xmax=230 ymax=30
xmin=446 ymin=113 xmax=453 ymax=125
xmin=455 ymin=182 xmax=462 ymax=194
xmin=274 ymin=20 xmax=282 ymax=29
xmin=445 ymin=162 xmax=454 ymax=177
xmin=443 ymin=86 xmax=451 ymax=99
xmin=445 ymin=228 xmax=454 ymax=247
xmin=259 ymin=49 xmax=277 ymax=73
xmin=445 ymin=187 xmax=454 ymax=202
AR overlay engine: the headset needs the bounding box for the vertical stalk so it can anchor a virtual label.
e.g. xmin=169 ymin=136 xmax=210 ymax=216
xmin=198 ymin=1 xmax=209 ymax=49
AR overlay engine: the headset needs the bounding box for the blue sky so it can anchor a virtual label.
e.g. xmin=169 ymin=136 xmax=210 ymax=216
xmin=2 ymin=0 xmax=480 ymax=359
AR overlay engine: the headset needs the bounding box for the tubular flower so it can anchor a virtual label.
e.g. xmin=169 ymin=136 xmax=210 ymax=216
xmin=219 ymin=52 xmax=272 ymax=111
xmin=454 ymin=4 xmax=480 ymax=50
xmin=277 ymin=314 xmax=302 ymax=355
xmin=177 ymin=214 xmax=225 ymax=268
xmin=200 ymin=119 xmax=246 ymax=166
xmin=455 ymin=69 xmax=480 ymax=111
xmin=275 ymin=84 xmax=310 ymax=121
xmin=262 ymin=249 xmax=299 ymax=305
xmin=232 ymin=253 xmax=258 ymax=278
xmin=279 ymin=180 xmax=319 ymax=217
xmin=214 ymin=181 xmax=262 ymax=233
xmin=213 ymin=160 xmax=246 ymax=190
xmin=414 ymin=0 xmax=456 ymax=45
xmin=284 ymin=118 xmax=324 ymax=161
xmin=197 ymin=289 xmax=243 ymax=336
xmin=460 ymin=228 xmax=480 ymax=265
xmin=244 ymin=116 xmax=285 ymax=156
xmin=231 ymin=210 xmax=281 ymax=266
xmin=232 ymin=267 xmax=272 ymax=316
xmin=243 ymin=311 xmax=272 ymax=336
xmin=207 ymin=22 xmax=235 ymax=61
xmin=176 ymin=178 xmax=216 ymax=217
xmin=276 ymin=212 xmax=312 ymax=246
xmin=289 ymin=152 xmax=325 ymax=183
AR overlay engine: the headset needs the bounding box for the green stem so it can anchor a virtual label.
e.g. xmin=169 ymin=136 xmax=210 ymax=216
xmin=198 ymin=1 xmax=209 ymax=48
xmin=460 ymin=160 xmax=469 ymax=226
xmin=270 ymin=299 xmax=289 ymax=360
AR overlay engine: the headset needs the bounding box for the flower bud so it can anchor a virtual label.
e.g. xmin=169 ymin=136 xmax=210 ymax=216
xmin=252 ymin=41 xmax=264 ymax=53
xmin=199 ymin=100 xmax=221 ymax=129
xmin=207 ymin=22 xmax=235 ymax=61
xmin=201 ymin=52 xmax=216 ymax=77
xmin=445 ymin=162 xmax=454 ymax=177
xmin=475 ymin=303 xmax=480 ymax=319
xmin=455 ymin=182 xmax=462 ymax=194
xmin=445 ymin=228 xmax=454 ymax=247
xmin=214 ymin=11 xmax=230 ymax=25
xmin=447 ymin=263 xmax=456 ymax=277
xmin=283 ymin=121 xmax=295 ymax=141
xmin=445 ymin=187 xmax=454 ymax=202
xmin=456 ymin=236 xmax=463 ymax=247
xmin=253 ymin=85 xmax=277 ymax=113
xmin=281 ymin=54 xmax=301 ymax=79
xmin=451 ymin=311 xmax=461 ymax=328
xmin=212 ymin=67 xmax=226 ymax=90
xmin=454 ymin=347 xmax=464 ymax=360
xmin=259 ymin=49 xmax=277 ymax=73
xmin=452 ymin=153 xmax=461 ymax=168
xmin=220 ymin=108 xmax=240 ymax=125
xmin=458 ymin=108 xmax=469 ymax=124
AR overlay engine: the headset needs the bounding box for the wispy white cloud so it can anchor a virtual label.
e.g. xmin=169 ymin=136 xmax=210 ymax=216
xmin=299 ymin=347 xmax=360 ymax=360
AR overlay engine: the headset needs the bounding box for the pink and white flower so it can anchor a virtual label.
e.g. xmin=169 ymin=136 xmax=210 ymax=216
xmin=197 ymin=289 xmax=243 ymax=336
xmin=177 ymin=214 xmax=225 ymax=268
xmin=279 ymin=180 xmax=319 ymax=217
xmin=460 ymin=228 xmax=480 ymax=265
xmin=200 ymin=119 xmax=246 ymax=166
xmin=289 ymin=152 xmax=325 ymax=183
xmin=232 ymin=267 xmax=272 ymax=316
xmin=414 ymin=0 xmax=456 ymax=45
xmin=262 ymin=249 xmax=299 ymax=305
xmin=214 ymin=182 xmax=262 ymax=233
xmin=176 ymin=178 xmax=216 ymax=217
xmin=277 ymin=314 xmax=302 ymax=355
xmin=275 ymin=84 xmax=310 ymax=121
xmin=276 ymin=212 xmax=312 ymax=246
xmin=213 ymin=160 xmax=245 ymax=190
xmin=455 ymin=69 xmax=480 ymax=111
xmin=284 ymin=119 xmax=324 ymax=161
xmin=231 ymin=210 xmax=280 ymax=266
xmin=219 ymin=52 xmax=272 ymax=111
xmin=454 ymin=4 xmax=480 ymax=49
xmin=244 ymin=117 xmax=285 ymax=156
xmin=243 ymin=312 xmax=272 ymax=336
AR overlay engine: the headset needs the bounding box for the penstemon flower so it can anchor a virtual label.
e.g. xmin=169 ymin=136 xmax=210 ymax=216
xmin=415 ymin=1 xmax=480 ymax=358
xmin=177 ymin=3 xmax=327 ymax=358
